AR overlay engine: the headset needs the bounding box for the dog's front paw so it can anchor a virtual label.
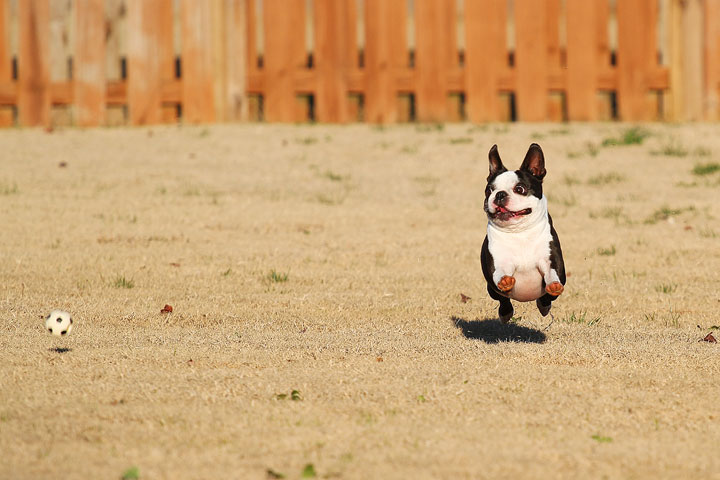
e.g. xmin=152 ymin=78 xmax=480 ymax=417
xmin=545 ymin=282 xmax=564 ymax=296
xmin=497 ymin=276 xmax=515 ymax=292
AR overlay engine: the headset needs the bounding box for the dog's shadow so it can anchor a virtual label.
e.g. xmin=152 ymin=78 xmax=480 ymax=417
xmin=452 ymin=316 xmax=546 ymax=344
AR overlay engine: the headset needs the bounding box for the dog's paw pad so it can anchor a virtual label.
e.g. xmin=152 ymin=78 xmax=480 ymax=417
xmin=546 ymin=282 xmax=564 ymax=296
xmin=497 ymin=276 xmax=515 ymax=292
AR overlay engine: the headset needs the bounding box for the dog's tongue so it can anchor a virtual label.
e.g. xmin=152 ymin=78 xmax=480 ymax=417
xmin=496 ymin=206 xmax=508 ymax=213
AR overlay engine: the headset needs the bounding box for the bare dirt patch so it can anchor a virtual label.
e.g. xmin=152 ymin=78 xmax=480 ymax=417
xmin=1 ymin=123 xmax=719 ymax=479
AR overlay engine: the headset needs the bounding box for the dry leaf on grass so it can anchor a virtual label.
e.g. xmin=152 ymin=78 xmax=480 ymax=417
xmin=701 ymin=333 xmax=717 ymax=343
xmin=160 ymin=304 xmax=173 ymax=314
xmin=460 ymin=293 xmax=471 ymax=303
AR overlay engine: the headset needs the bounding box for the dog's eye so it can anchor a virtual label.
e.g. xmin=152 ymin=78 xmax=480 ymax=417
xmin=513 ymin=184 xmax=527 ymax=195
xmin=485 ymin=186 xmax=492 ymax=197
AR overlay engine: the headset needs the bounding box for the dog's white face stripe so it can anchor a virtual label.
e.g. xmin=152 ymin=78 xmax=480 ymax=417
xmin=488 ymin=171 xmax=540 ymax=219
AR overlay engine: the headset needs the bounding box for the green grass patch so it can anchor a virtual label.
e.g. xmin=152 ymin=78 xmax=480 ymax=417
xmin=113 ymin=276 xmax=135 ymax=289
xmin=561 ymin=311 xmax=601 ymax=326
xmin=415 ymin=123 xmax=444 ymax=133
xmin=692 ymin=162 xmax=720 ymax=176
xmin=267 ymin=269 xmax=289 ymax=284
xmin=644 ymin=206 xmax=685 ymax=224
xmin=295 ymin=136 xmax=318 ymax=145
xmin=591 ymin=434 xmax=613 ymax=443
xmin=587 ymin=172 xmax=625 ymax=185
xmin=601 ymin=127 xmax=650 ymax=146
xmin=596 ymin=245 xmax=616 ymax=256
xmin=301 ymin=464 xmax=317 ymax=478
xmin=322 ymin=170 xmax=346 ymax=182
xmin=655 ymin=283 xmax=677 ymax=294
xmin=0 ymin=181 xmax=18 ymax=195
xmin=121 ymin=466 xmax=140 ymax=480
xmin=449 ymin=137 xmax=473 ymax=144
xmin=652 ymin=140 xmax=688 ymax=157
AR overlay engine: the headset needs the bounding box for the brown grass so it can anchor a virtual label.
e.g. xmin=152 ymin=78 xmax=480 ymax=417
xmin=1 ymin=123 xmax=719 ymax=479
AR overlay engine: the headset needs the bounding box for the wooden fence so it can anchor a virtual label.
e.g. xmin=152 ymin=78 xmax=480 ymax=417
xmin=0 ymin=0 xmax=718 ymax=126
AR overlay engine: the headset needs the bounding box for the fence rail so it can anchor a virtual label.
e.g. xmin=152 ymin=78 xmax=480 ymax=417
xmin=0 ymin=0 xmax=718 ymax=126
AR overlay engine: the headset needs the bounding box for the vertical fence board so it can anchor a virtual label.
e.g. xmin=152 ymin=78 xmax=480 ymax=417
xmin=314 ymin=0 xmax=353 ymax=122
xmin=223 ymin=0 xmax=247 ymax=121
xmin=705 ymin=0 xmax=720 ymax=120
xmin=127 ymin=1 xmax=164 ymax=124
xmin=74 ymin=0 xmax=105 ymax=126
xmin=616 ymin=0 xmax=656 ymax=121
xmin=566 ymin=0 xmax=597 ymax=120
xmin=414 ymin=0 xmax=456 ymax=122
xmin=0 ymin=0 xmax=12 ymax=126
xmin=364 ymin=0 xmax=406 ymax=124
xmin=465 ymin=0 xmax=506 ymax=123
xmin=181 ymin=0 xmax=214 ymax=123
xmin=263 ymin=0 xmax=305 ymax=122
xmin=18 ymin=0 xmax=50 ymax=126
xmin=514 ymin=0 xmax=548 ymax=121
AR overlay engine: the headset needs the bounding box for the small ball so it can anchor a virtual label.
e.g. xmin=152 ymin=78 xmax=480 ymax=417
xmin=45 ymin=310 xmax=73 ymax=337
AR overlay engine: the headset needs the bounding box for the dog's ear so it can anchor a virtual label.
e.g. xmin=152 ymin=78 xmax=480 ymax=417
xmin=520 ymin=143 xmax=546 ymax=180
xmin=488 ymin=144 xmax=507 ymax=180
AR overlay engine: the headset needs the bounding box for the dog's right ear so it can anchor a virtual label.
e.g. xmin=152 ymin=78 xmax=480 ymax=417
xmin=488 ymin=144 xmax=507 ymax=180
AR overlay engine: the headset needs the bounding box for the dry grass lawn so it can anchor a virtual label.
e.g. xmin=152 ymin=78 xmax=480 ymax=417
xmin=1 ymin=122 xmax=719 ymax=480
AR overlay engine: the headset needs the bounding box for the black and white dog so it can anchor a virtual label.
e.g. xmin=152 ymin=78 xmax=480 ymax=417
xmin=481 ymin=143 xmax=566 ymax=323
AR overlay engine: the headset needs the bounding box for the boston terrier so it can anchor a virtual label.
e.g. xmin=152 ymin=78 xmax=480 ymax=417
xmin=480 ymin=143 xmax=566 ymax=323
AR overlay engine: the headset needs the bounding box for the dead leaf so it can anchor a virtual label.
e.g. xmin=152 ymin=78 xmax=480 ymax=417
xmin=684 ymin=225 xmax=693 ymax=231
xmin=460 ymin=293 xmax=471 ymax=303
xmin=376 ymin=357 xmax=383 ymax=362
xmin=701 ymin=333 xmax=717 ymax=343
xmin=160 ymin=304 xmax=173 ymax=314
xmin=58 ymin=162 xmax=67 ymax=168
xmin=169 ymin=262 xmax=181 ymax=267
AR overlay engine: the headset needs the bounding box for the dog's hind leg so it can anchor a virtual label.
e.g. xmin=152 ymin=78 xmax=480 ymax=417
xmin=536 ymin=293 xmax=555 ymax=317
xmin=498 ymin=297 xmax=513 ymax=323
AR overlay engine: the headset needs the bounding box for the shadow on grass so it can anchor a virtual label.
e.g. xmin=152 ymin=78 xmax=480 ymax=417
xmin=49 ymin=347 xmax=72 ymax=353
xmin=451 ymin=316 xmax=546 ymax=344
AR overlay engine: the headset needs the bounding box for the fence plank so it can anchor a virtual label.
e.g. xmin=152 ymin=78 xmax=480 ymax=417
xmin=314 ymin=0 xmax=353 ymax=122
xmin=127 ymin=0 xmax=165 ymax=124
xmin=705 ymin=0 xmax=720 ymax=120
xmin=181 ymin=0 xmax=214 ymax=123
xmin=566 ymin=0 xmax=597 ymax=120
xmin=364 ymin=0 xmax=406 ymax=124
xmin=223 ymin=0 xmax=247 ymax=121
xmin=74 ymin=0 xmax=105 ymax=126
xmin=0 ymin=0 xmax=12 ymax=126
xmin=616 ymin=0 xmax=656 ymax=121
xmin=18 ymin=0 xmax=51 ymax=127
xmin=514 ymin=0 xmax=548 ymax=121
xmin=263 ymin=0 xmax=305 ymax=122
xmin=414 ymin=0 xmax=456 ymax=122
xmin=465 ymin=0 xmax=506 ymax=123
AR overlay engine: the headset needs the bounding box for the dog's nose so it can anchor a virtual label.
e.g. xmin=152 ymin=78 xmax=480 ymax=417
xmin=494 ymin=190 xmax=508 ymax=207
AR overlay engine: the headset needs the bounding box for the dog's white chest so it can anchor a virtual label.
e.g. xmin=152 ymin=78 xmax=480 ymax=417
xmin=487 ymin=220 xmax=553 ymax=302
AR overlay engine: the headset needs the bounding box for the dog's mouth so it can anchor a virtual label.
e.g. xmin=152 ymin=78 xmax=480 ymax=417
xmin=490 ymin=206 xmax=532 ymax=221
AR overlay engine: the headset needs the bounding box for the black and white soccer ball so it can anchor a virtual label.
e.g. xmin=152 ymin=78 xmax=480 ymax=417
xmin=45 ymin=310 xmax=73 ymax=336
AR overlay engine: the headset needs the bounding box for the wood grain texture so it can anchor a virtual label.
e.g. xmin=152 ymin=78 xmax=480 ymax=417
xmin=18 ymin=0 xmax=51 ymax=126
xmin=0 ymin=0 xmax=12 ymax=125
xmin=414 ymin=0 xmax=456 ymax=122
xmin=314 ymin=0 xmax=353 ymax=123
xmin=263 ymin=0 xmax=305 ymax=122
xmin=181 ymin=0 xmax=214 ymax=123
xmin=364 ymin=0 xmax=406 ymax=124
xmin=514 ymin=0 xmax=548 ymax=121
xmin=566 ymin=0 xmax=597 ymax=120
xmin=616 ymin=0 xmax=657 ymax=121
xmin=465 ymin=0 xmax=507 ymax=122
xmin=705 ymin=0 xmax=720 ymax=120
xmin=74 ymin=0 xmax=105 ymax=126
xmin=127 ymin=0 xmax=171 ymax=125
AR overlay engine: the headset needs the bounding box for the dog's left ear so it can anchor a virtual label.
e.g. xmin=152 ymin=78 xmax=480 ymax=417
xmin=520 ymin=143 xmax=546 ymax=180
